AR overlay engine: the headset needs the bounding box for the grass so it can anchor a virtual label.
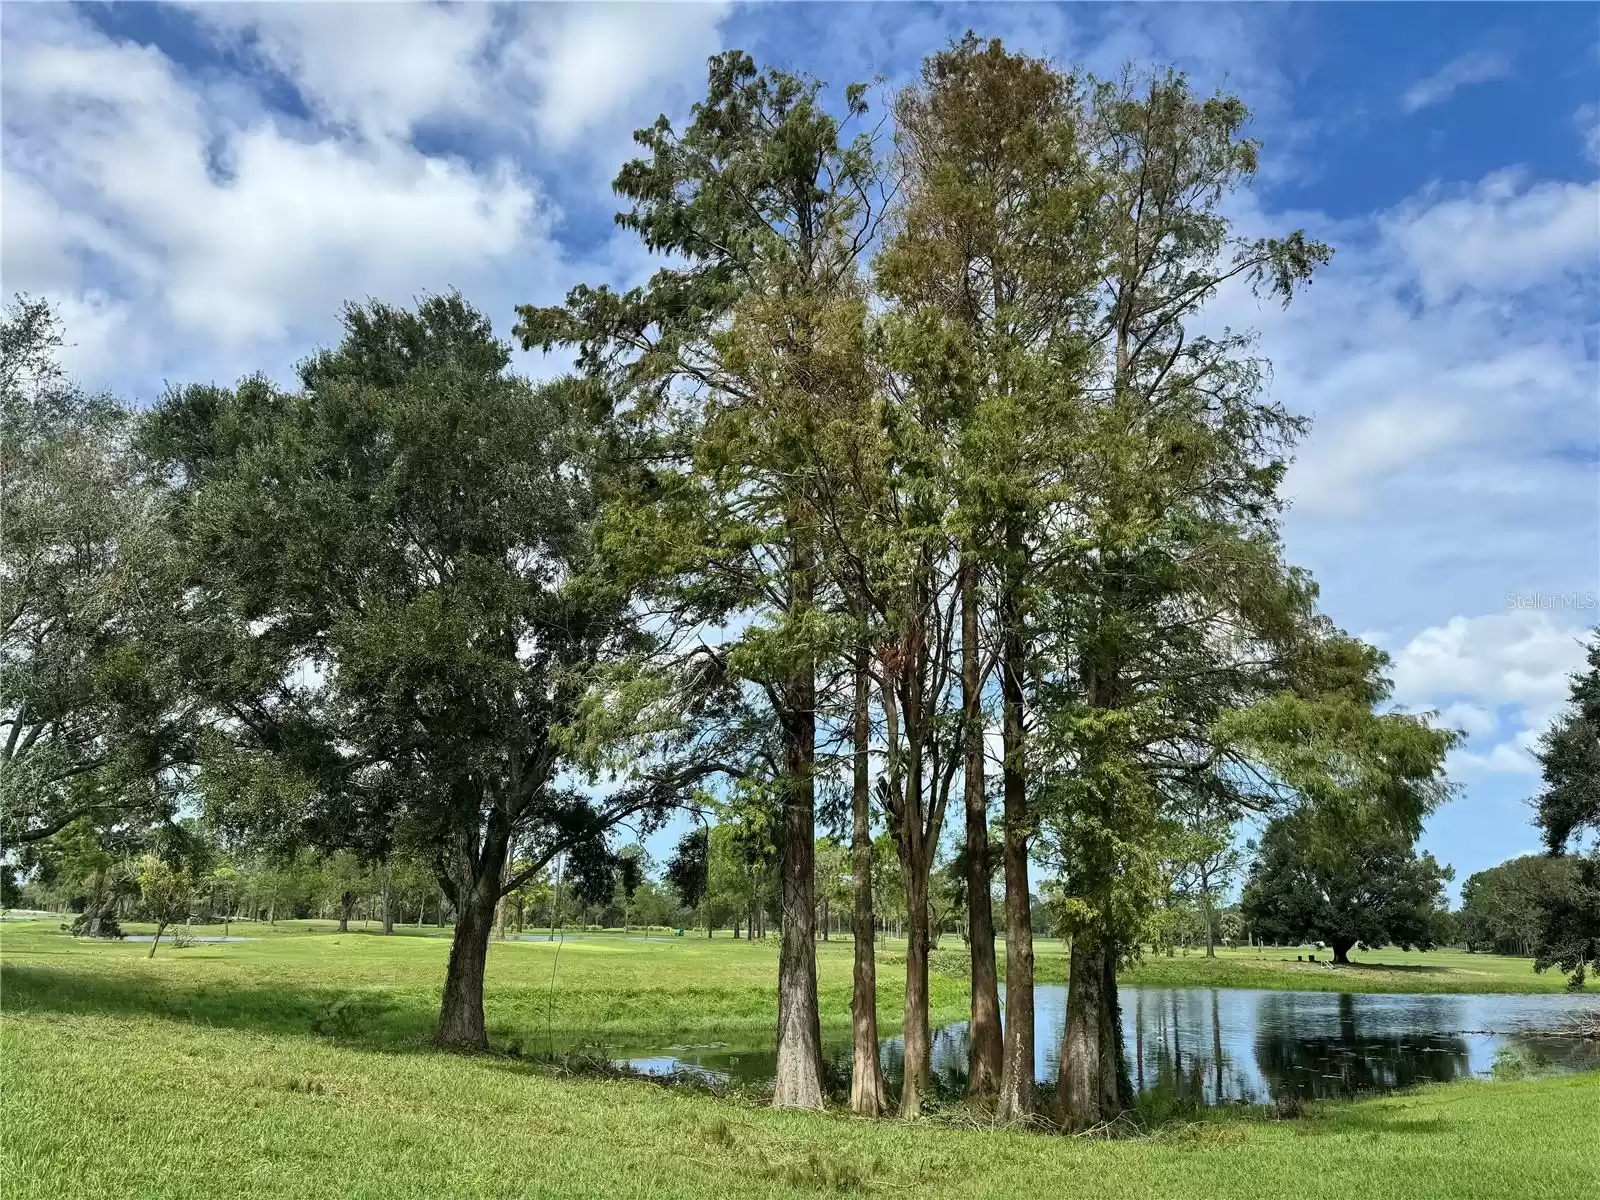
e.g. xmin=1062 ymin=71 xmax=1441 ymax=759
xmin=1111 ymin=944 xmax=1600 ymax=996
xmin=4 ymin=918 xmax=1598 ymax=1198
xmin=0 ymin=919 xmax=975 ymax=1049
xmin=2 ymin=918 xmax=1589 ymax=1058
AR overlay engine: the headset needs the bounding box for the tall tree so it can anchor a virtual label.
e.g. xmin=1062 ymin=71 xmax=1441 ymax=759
xmin=1 ymin=297 xmax=192 ymax=852
xmin=846 ymin=642 xmax=888 ymax=1113
xmin=516 ymin=52 xmax=880 ymax=1109
xmin=616 ymin=844 xmax=650 ymax=936
xmin=1532 ymin=631 xmax=1600 ymax=986
xmin=1022 ymin=66 xmax=1340 ymax=1131
xmin=665 ymin=826 xmax=710 ymax=930
xmin=875 ymin=35 xmax=1099 ymax=1118
xmin=145 ymin=294 xmax=674 ymax=1051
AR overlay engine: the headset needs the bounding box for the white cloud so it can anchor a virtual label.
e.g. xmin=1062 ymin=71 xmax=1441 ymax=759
xmin=192 ymin=2 xmax=729 ymax=153
xmin=1381 ymin=170 xmax=1600 ymax=302
xmin=1402 ymin=50 xmax=1510 ymax=113
xmin=0 ymin=7 xmax=550 ymax=384
xmin=189 ymin=2 xmax=503 ymax=140
xmin=1437 ymin=701 xmax=1497 ymax=738
xmin=1202 ymin=165 xmax=1600 ymax=647
xmin=1383 ymin=611 xmax=1590 ymax=780
xmin=0 ymin=4 xmax=730 ymax=392
xmin=1576 ymin=103 xmax=1600 ymax=166
xmin=506 ymin=4 xmax=729 ymax=150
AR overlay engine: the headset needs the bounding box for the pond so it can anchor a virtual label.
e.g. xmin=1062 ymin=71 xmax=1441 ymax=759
xmin=616 ymin=985 xmax=1600 ymax=1105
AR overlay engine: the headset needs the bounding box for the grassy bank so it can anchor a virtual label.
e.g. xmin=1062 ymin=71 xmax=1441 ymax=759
xmin=4 ymin=995 xmax=1596 ymax=1200
xmin=5 ymin=919 xmax=1598 ymax=1198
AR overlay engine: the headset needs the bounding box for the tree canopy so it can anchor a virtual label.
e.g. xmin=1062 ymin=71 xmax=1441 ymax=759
xmin=1531 ymin=630 xmax=1600 ymax=987
xmin=143 ymin=293 xmax=680 ymax=1049
xmin=1241 ymin=807 xmax=1454 ymax=964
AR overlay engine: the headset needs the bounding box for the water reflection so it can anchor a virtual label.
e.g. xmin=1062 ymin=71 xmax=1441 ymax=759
xmin=615 ymin=985 xmax=1600 ymax=1106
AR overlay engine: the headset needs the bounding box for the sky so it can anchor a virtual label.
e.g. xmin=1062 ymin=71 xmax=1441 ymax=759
xmin=3 ymin=2 xmax=1596 ymax=899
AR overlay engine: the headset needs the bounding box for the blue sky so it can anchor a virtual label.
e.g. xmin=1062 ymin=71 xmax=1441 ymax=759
xmin=3 ymin=2 xmax=1596 ymax=898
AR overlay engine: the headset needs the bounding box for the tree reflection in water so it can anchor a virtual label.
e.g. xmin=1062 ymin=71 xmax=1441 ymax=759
xmin=1252 ymin=992 xmax=1471 ymax=1102
xmin=616 ymin=985 xmax=1599 ymax=1107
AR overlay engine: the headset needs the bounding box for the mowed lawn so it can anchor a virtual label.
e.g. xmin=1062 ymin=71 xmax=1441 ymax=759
xmin=3 ymin=919 xmax=1590 ymax=1055
xmin=5 ymin=920 xmax=1599 ymax=1199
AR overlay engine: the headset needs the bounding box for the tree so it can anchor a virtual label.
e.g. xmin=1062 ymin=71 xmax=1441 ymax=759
xmin=37 ymin=817 xmax=135 ymax=938
xmin=616 ymin=844 xmax=651 ymax=936
xmin=207 ymin=862 xmax=240 ymax=937
xmin=1532 ymin=630 xmax=1600 ymax=987
xmin=145 ymin=294 xmax=676 ymax=1051
xmin=706 ymin=818 xmax=775 ymax=939
xmin=1241 ymin=808 xmax=1454 ymax=964
xmin=1167 ymin=800 xmax=1245 ymax=957
xmin=1015 ymin=65 xmax=1353 ymax=1130
xmin=318 ymin=851 xmax=372 ymax=933
xmin=517 ymin=52 xmax=881 ymax=1109
xmin=845 ymin=643 xmax=887 ymax=1113
xmin=1459 ymin=855 xmax=1578 ymax=956
xmin=812 ymin=836 xmax=850 ymax=940
xmin=135 ymin=854 xmax=194 ymax=958
xmin=1 ymin=296 xmax=192 ymax=852
xmin=871 ymin=34 xmax=1098 ymax=1116
xmin=665 ymin=826 xmax=710 ymax=931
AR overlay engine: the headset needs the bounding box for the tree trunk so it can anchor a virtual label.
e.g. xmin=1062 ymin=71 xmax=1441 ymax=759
xmin=1331 ymin=937 xmax=1353 ymax=965
xmin=849 ymin=644 xmax=888 ymax=1116
xmin=382 ymin=870 xmax=394 ymax=936
xmin=773 ymin=557 xmax=825 ymax=1109
xmin=820 ymin=895 xmax=829 ymax=942
xmin=1200 ymin=866 xmax=1214 ymax=958
xmin=961 ymin=559 xmax=1002 ymax=1100
xmin=337 ymin=891 xmax=354 ymax=933
xmin=1103 ymin=935 xmax=1132 ymax=1112
xmin=894 ymin=616 xmax=935 ymax=1119
xmin=147 ymin=922 xmax=166 ymax=958
xmin=435 ymin=831 xmax=510 ymax=1051
xmin=1058 ymin=926 xmax=1120 ymax=1131
xmin=995 ymin=550 xmax=1034 ymax=1123
xmin=899 ymin=855 xmax=932 ymax=1117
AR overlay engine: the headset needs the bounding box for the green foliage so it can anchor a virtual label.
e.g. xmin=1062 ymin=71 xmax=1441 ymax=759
xmin=1459 ymin=855 xmax=1579 ymax=956
xmin=1530 ymin=630 xmax=1600 ymax=987
xmin=144 ymin=294 xmax=665 ymax=914
xmin=134 ymin=853 xmax=195 ymax=953
xmin=666 ymin=827 xmax=710 ymax=911
xmin=1533 ymin=630 xmax=1600 ymax=856
xmin=1 ymin=296 xmax=193 ymax=852
xmin=1240 ymin=808 xmax=1454 ymax=961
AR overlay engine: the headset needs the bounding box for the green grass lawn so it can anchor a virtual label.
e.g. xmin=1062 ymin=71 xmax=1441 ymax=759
xmin=1112 ymin=943 xmax=1599 ymax=995
xmin=4 ymin=919 xmax=1597 ymax=1198
xmin=2 ymin=918 xmax=1589 ymax=1056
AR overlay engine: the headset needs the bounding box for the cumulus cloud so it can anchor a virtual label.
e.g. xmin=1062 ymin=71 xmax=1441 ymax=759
xmin=189 ymin=2 xmax=505 ymax=140
xmin=507 ymin=3 xmax=729 ymax=150
xmin=0 ymin=3 xmax=730 ymax=392
xmin=1381 ymin=170 xmax=1600 ymax=303
xmin=1383 ymin=611 xmax=1591 ymax=777
xmin=1209 ymin=166 xmax=1600 ymax=642
xmin=1402 ymin=49 xmax=1510 ymax=113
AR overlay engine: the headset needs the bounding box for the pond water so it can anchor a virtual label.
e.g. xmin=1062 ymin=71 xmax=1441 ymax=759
xmin=617 ymin=985 xmax=1600 ymax=1105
